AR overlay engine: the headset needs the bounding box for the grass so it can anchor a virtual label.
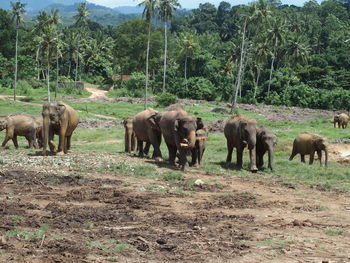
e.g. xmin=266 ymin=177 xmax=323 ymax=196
xmin=256 ymin=239 xmax=293 ymax=249
xmin=85 ymin=239 xmax=131 ymax=251
xmin=1 ymin=85 xmax=350 ymax=192
xmin=6 ymin=224 xmax=50 ymax=240
xmin=324 ymin=229 xmax=344 ymax=236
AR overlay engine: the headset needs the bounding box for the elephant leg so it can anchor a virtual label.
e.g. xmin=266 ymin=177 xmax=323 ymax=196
xmin=249 ymin=147 xmax=258 ymax=172
xmin=131 ymin=133 xmax=136 ymax=152
xmin=12 ymin=135 xmax=19 ymax=149
xmin=149 ymin=131 xmax=162 ymax=159
xmin=190 ymin=148 xmax=197 ymax=167
xmin=301 ymin=154 xmax=305 ymax=163
xmin=257 ymin=151 xmax=264 ymax=168
xmin=178 ymin=147 xmax=188 ymax=171
xmin=2 ymin=129 xmax=14 ymax=149
xmin=289 ymin=148 xmax=297 ymax=161
xmin=57 ymin=130 xmax=66 ymax=154
xmin=137 ymin=139 xmax=144 ymax=157
xmin=236 ymin=147 xmax=243 ymax=169
xmin=48 ymin=129 xmax=56 ymax=153
xmin=167 ymin=143 xmax=177 ymax=166
xmin=198 ymin=147 xmax=205 ymax=166
xmin=309 ymin=151 xmax=315 ymax=165
xmin=66 ymin=135 xmax=72 ymax=152
xmin=316 ymin=150 xmax=322 ymax=166
xmin=144 ymin=142 xmax=151 ymax=156
xmin=226 ymin=140 xmax=234 ymax=163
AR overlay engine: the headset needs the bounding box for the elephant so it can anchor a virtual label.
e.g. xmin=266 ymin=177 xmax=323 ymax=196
xmin=34 ymin=117 xmax=43 ymax=148
xmin=132 ymin=109 xmax=162 ymax=159
xmin=333 ymin=113 xmax=349 ymax=129
xmin=289 ymin=132 xmax=328 ymax=166
xmin=190 ymin=128 xmax=208 ymax=167
xmin=123 ymin=117 xmax=136 ymax=153
xmin=0 ymin=114 xmax=39 ymax=149
xmin=256 ymin=127 xmax=277 ymax=170
xmin=153 ymin=109 xmax=198 ymax=170
xmin=42 ymin=102 xmax=79 ymax=156
xmin=224 ymin=115 xmax=258 ymax=172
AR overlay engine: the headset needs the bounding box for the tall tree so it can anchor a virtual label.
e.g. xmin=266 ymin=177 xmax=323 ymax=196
xmin=139 ymin=0 xmax=158 ymax=109
xmin=49 ymin=9 xmax=61 ymax=100
xmin=267 ymin=16 xmax=285 ymax=97
xmin=73 ymin=2 xmax=89 ymax=82
xmin=11 ymin=1 xmax=26 ymax=101
xmin=159 ymin=0 xmax=180 ymax=92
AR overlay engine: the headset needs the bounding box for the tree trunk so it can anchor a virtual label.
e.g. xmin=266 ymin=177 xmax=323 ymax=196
xmin=231 ymin=18 xmax=247 ymax=112
xmin=75 ymin=52 xmax=79 ymax=83
xmin=162 ymin=21 xmax=168 ymax=93
xmin=267 ymin=39 xmax=278 ymax=98
xmin=55 ymin=51 xmax=59 ymax=100
xmin=47 ymin=44 xmax=51 ymax=103
xmin=36 ymin=47 xmax=40 ymax=80
xmin=184 ymin=55 xmax=188 ymax=90
xmin=145 ymin=22 xmax=151 ymax=109
xmin=253 ymin=67 xmax=261 ymax=99
xmin=68 ymin=60 xmax=71 ymax=78
xmin=14 ymin=28 xmax=19 ymax=101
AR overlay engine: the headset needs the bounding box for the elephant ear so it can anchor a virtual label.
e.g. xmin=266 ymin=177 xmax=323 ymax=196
xmin=56 ymin=102 xmax=66 ymax=116
xmin=196 ymin=117 xmax=204 ymax=130
xmin=146 ymin=112 xmax=161 ymax=131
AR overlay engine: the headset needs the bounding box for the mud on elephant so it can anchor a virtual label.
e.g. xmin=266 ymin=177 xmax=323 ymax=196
xmin=150 ymin=109 xmax=198 ymax=171
xmin=224 ymin=115 xmax=258 ymax=172
xmin=132 ymin=109 xmax=162 ymax=159
xmin=256 ymin=127 xmax=277 ymax=170
xmin=0 ymin=114 xmax=40 ymax=149
xmin=42 ymin=102 xmax=79 ymax=156
xmin=289 ymin=132 xmax=328 ymax=166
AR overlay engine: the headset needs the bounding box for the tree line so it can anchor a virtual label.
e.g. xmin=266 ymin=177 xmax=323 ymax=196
xmin=0 ymin=0 xmax=350 ymax=110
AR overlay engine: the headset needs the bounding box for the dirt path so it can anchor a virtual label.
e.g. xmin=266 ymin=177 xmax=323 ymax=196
xmin=85 ymin=87 xmax=108 ymax=99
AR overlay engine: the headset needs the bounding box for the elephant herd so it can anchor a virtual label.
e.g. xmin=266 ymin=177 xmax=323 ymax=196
xmin=1 ymin=101 xmax=348 ymax=171
xmin=0 ymin=102 xmax=79 ymax=156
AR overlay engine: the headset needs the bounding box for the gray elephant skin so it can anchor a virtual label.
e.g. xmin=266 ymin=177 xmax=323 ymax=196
xmin=123 ymin=117 xmax=136 ymax=153
xmin=289 ymin=132 xmax=328 ymax=166
xmin=190 ymin=128 xmax=208 ymax=166
xmin=256 ymin=127 xmax=277 ymax=170
xmin=132 ymin=109 xmax=162 ymax=159
xmin=0 ymin=114 xmax=41 ymax=149
xmin=154 ymin=109 xmax=198 ymax=170
xmin=42 ymin=102 xmax=79 ymax=156
xmin=333 ymin=113 xmax=349 ymax=129
xmin=224 ymin=115 xmax=258 ymax=172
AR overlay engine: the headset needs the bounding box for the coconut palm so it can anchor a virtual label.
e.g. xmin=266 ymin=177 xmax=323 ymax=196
xmin=74 ymin=3 xmax=89 ymax=82
xmin=11 ymin=1 xmax=26 ymax=101
xmin=138 ymin=0 xmax=158 ymax=109
xmin=178 ymin=31 xmax=198 ymax=90
xmin=159 ymin=0 xmax=181 ymax=92
xmin=267 ymin=16 xmax=286 ymax=97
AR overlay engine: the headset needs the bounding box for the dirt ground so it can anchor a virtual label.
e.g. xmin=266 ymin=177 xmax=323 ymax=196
xmin=0 ymin=150 xmax=350 ymax=263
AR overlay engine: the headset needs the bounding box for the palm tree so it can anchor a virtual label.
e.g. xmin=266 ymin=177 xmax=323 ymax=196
xmin=178 ymin=31 xmax=198 ymax=90
xmin=159 ymin=0 xmax=180 ymax=92
xmin=267 ymin=16 xmax=286 ymax=97
xmin=139 ymin=0 xmax=158 ymax=109
xmin=11 ymin=1 xmax=26 ymax=101
xmin=73 ymin=3 xmax=89 ymax=82
xmin=48 ymin=9 xmax=61 ymax=100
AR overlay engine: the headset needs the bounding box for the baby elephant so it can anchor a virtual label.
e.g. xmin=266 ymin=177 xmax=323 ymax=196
xmin=333 ymin=113 xmax=349 ymax=129
xmin=123 ymin=117 xmax=136 ymax=153
xmin=190 ymin=128 xmax=208 ymax=166
xmin=256 ymin=127 xmax=277 ymax=170
xmin=289 ymin=132 xmax=328 ymax=166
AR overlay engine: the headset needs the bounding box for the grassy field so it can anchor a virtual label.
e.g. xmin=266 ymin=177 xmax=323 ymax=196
xmin=1 ymin=87 xmax=350 ymax=193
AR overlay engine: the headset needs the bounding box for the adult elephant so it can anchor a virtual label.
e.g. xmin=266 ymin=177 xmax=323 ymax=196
xmin=132 ymin=109 xmax=162 ymax=159
xmin=154 ymin=109 xmax=198 ymax=170
xmin=224 ymin=115 xmax=258 ymax=172
xmin=256 ymin=127 xmax=277 ymax=170
xmin=333 ymin=113 xmax=349 ymax=129
xmin=42 ymin=102 xmax=79 ymax=156
xmin=289 ymin=132 xmax=328 ymax=166
xmin=0 ymin=114 xmax=39 ymax=149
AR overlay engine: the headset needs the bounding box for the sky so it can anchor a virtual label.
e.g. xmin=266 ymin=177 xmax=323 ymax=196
xmin=88 ymin=0 xmax=321 ymax=9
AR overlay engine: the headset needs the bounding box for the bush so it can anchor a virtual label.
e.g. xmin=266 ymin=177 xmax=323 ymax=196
xmin=187 ymin=77 xmax=215 ymax=101
xmin=156 ymin=92 xmax=178 ymax=106
xmin=17 ymin=80 xmax=33 ymax=96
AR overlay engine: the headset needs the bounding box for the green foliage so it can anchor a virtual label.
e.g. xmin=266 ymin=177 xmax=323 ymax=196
xmin=186 ymin=77 xmax=215 ymax=101
xmin=156 ymin=92 xmax=178 ymax=106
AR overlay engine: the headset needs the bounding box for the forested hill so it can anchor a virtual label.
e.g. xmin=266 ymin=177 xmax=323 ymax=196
xmin=1 ymin=1 xmax=350 ymax=110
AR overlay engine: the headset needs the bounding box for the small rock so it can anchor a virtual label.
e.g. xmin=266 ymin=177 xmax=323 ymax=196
xmin=194 ymin=179 xmax=205 ymax=186
xmin=0 ymin=236 xmax=7 ymax=246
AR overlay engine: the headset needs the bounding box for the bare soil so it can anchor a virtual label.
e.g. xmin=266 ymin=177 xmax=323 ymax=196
xmin=0 ymin=151 xmax=349 ymax=263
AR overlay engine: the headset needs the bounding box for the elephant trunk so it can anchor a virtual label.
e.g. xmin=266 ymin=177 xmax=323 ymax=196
xmin=42 ymin=115 xmax=49 ymax=156
xmin=187 ymin=130 xmax=196 ymax=149
xmin=324 ymin=149 xmax=328 ymax=167
xmin=249 ymin=145 xmax=258 ymax=172
xmin=268 ymin=148 xmax=274 ymax=170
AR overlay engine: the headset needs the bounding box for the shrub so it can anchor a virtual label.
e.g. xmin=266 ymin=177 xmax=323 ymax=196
xmin=156 ymin=92 xmax=178 ymax=106
xmin=186 ymin=77 xmax=215 ymax=101
xmin=17 ymin=80 xmax=33 ymax=96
